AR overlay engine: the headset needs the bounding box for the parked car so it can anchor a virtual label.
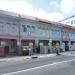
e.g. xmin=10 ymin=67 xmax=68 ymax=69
xmin=22 ymin=46 xmax=29 ymax=56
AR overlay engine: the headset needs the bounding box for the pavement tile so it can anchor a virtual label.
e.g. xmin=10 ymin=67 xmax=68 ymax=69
xmin=0 ymin=52 xmax=75 ymax=62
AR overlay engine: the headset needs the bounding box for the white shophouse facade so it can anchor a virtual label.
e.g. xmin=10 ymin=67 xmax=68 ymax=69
xmin=59 ymin=15 xmax=75 ymax=26
xmin=0 ymin=10 xmax=75 ymax=56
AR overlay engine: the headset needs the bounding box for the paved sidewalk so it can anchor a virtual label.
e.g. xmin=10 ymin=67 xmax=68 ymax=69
xmin=0 ymin=51 xmax=75 ymax=62
xmin=60 ymin=51 xmax=75 ymax=56
xmin=0 ymin=53 xmax=56 ymax=62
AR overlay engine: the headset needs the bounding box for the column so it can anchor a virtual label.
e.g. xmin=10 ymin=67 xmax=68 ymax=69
xmin=29 ymin=43 xmax=33 ymax=55
xmin=35 ymin=39 xmax=38 ymax=47
xmin=35 ymin=39 xmax=39 ymax=53
xmin=16 ymin=41 xmax=22 ymax=56
xmin=48 ymin=39 xmax=52 ymax=53
xmin=68 ymin=42 xmax=71 ymax=51
xmin=39 ymin=43 xmax=44 ymax=54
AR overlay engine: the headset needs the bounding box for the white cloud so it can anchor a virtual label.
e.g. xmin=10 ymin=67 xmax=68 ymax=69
xmin=49 ymin=1 xmax=59 ymax=8
xmin=32 ymin=9 xmax=64 ymax=22
xmin=32 ymin=9 xmax=47 ymax=19
xmin=0 ymin=0 xmax=64 ymax=22
xmin=0 ymin=0 xmax=33 ymax=15
xmin=60 ymin=0 xmax=75 ymax=14
xmin=47 ymin=12 xmax=64 ymax=21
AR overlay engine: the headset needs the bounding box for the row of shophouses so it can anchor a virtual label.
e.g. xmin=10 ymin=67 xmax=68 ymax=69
xmin=0 ymin=10 xmax=75 ymax=56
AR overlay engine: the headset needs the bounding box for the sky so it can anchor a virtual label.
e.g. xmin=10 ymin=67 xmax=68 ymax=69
xmin=0 ymin=0 xmax=75 ymax=22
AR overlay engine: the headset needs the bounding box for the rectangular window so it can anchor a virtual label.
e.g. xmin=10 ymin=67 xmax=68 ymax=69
xmin=27 ymin=25 xmax=31 ymax=35
xmin=71 ymin=20 xmax=73 ymax=24
xmin=31 ymin=26 xmax=35 ymax=33
xmin=11 ymin=26 xmax=16 ymax=33
xmin=74 ymin=20 xmax=75 ymax=24
xmin=22 ymin=25 xmax=26 ymax=32
xmin=27 ymin=25 xmax=30 ymax=28
xmin=32 ymin=26 xmax=35 ymax=29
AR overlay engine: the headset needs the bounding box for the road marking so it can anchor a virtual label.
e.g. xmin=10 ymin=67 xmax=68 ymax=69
xmin=2 ymin=59 xmax=75 ymax=75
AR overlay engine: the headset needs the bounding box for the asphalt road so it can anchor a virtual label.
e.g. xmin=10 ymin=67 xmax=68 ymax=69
xmin=1 ymin=55 xmax=75 ymax=75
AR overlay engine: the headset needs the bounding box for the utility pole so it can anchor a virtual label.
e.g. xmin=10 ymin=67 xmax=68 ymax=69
xmin=17 ymin=14 xmax=22 ymax=55
xmin=17 ymin=14 xmax=21 ymax=46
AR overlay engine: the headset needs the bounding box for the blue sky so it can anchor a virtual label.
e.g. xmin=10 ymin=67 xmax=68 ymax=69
xmin=0 ymin=0 xmax=75 ymax=22
xmin=25 ymin=0 xmax=60 ymax=12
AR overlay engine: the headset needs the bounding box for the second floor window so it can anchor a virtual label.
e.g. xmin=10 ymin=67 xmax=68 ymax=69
xmin=31 ymin=26 xmax=35 ymax=33
xmin=71 ymin=20 xmax=73 ymax=24
xmin=22 ymin=25 xmax=26 ymax=32
xmin=74 ymin=20 xmax=75 ymax=24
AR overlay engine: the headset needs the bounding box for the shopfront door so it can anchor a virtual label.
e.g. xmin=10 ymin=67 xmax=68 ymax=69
xmin=5 ymin=39 xmax=17 ymax=55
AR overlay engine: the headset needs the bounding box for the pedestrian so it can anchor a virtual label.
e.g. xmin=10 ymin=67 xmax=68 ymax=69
xmin=28 ymin=47 xmax=32 ymax=56
xmin=55 ymin=43 xmax=60 ymax=55
xmin=68 ymin=42 xmax=71 ymax=51
xmin=71 ymin=43 xmax=75 ymax=54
